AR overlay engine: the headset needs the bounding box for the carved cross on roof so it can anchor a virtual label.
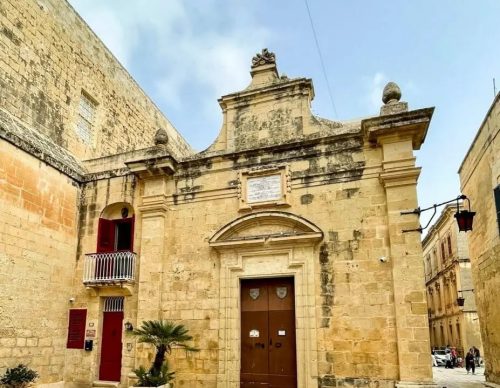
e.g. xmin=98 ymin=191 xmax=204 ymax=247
xmin=251 ymin=48 xmax=276 ymax=68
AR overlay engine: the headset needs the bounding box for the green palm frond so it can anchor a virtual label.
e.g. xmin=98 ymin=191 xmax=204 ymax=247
xmin=131 ymin=320 xmax=199 ymax=353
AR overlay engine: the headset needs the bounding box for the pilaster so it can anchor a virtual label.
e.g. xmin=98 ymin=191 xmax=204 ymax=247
xmin=363 ymin=96 xmax=435 ymax=385
xmin=127 ymin=150 xmax=175 ymax=370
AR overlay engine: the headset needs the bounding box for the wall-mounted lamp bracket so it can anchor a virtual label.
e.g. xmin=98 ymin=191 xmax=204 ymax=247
xmin=457 ymin=288 xmax=474 ymax=307
xmin=400 ymin=195 xmax=474 ymax=233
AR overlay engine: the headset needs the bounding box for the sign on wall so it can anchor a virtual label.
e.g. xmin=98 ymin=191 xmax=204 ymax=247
xmin=239 ymin=166 xmax=291 ymax=210
xmin=247 ymin=175 xmax=282 ymax=203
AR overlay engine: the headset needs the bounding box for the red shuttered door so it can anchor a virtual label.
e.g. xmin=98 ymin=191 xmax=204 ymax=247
xmin=99 ymin=311 xmax=123 ymax=381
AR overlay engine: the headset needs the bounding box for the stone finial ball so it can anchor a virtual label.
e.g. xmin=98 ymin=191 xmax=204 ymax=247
xmin=154 ymin=128 xmax=169 ymax=145
xmin=382 ymin=82 xmax=402 ymax=104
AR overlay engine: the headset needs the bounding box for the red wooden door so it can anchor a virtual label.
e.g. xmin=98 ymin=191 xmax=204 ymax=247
xmin=241 ymin=278 xmax=297 ymax=388
xmin=99 ymin=311 xmax=123 ymax=381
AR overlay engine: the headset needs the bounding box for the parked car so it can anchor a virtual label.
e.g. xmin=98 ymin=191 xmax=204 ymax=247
xmin=433 ymin=350 xmax=448 ymax=366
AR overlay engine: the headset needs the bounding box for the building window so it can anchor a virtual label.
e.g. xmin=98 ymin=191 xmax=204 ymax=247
xmin=66 ymin=309 xmax=87 ymax=349
xmin=447 ymin=235 xmax=452 ymax=256
xmin=441 ymin=242 xmax=446 ymax=263
xmin=495 ymin=185 xmax=500 ymax=234
xmin=97 ymin=215 xmax=134 ymax=253
xmin=76 ymin=91 xmax=97 ymax=145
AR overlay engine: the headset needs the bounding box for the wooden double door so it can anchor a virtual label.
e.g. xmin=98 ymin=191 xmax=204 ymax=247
xmin=241 ymin=277 xmax=297 ymax=388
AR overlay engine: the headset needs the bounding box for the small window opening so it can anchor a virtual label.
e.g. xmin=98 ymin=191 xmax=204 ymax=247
xmin=104 ymin=297 xmax=124 ymax=312
xmin=76 ymin=91 xmax=97 ymax=145
xmin=116 ymin=221 xmax=132 ymax=251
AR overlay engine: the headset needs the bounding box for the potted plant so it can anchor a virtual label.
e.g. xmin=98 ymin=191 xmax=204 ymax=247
xmin=0 ymin=364 xmax=38 ymax=388
xmin=130 ymin=320 xmax=198 ymax=388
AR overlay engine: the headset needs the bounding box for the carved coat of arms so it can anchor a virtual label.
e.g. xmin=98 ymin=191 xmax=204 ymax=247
xmin=276 ymin=286 xmax=287 ymax=299
xmin=249 ymin=288 xmax=260 ymax=300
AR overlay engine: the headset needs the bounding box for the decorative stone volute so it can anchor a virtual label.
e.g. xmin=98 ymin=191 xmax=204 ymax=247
xmin=380 ymin=81 xmax=408 ymax=115
xmin=154 ymin=128 xmax=168 ymax=146
xmin=382 ymin=82 xmax=402 ymax=104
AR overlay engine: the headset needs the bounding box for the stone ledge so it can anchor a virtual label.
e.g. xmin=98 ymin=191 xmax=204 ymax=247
xmin=0 ymin=107 xmax=86 ymax=181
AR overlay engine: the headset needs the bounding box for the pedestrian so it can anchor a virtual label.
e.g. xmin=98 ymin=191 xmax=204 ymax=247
xmin=473 ymin=346 xmax=481 ymax=367
xmin=445 ymin=351 xmax=452 ymax=369
xmin=465 ymin=348 xmax=475 ymax=375
xmin=451 ymin=347 xmax=457 ymax=367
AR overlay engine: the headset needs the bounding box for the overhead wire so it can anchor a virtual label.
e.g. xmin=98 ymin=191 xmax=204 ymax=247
xmin=303 ymin=0 xmax=339 ymax=119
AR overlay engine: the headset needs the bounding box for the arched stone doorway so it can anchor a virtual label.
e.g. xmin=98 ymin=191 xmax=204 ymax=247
xmin=210 ymin=211 xmax=323 ymax=387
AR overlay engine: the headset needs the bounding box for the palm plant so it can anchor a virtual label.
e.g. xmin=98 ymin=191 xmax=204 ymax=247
xmin=130 ymin=320 xmax=198 ymax=386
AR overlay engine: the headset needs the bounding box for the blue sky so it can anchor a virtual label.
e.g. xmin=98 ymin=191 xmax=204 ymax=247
xmin=69 ymin=0 xmax=499 ymax=230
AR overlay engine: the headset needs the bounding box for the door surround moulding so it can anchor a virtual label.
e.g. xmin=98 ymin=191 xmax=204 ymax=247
xmin=215 ymin=246 xmax=319 ymax=387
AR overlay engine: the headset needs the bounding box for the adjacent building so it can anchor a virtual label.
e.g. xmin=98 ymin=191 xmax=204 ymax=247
xmin=459 ymin=93 xmax=500 ymax=385
xmin=422 ymin=204 xmax=482 ymax=358
xmin=1 ymin=1 xmax=439 ymax=387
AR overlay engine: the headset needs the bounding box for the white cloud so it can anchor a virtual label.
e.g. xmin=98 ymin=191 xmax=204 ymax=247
xmin=69 ymin=0 xmax=269 ymax=146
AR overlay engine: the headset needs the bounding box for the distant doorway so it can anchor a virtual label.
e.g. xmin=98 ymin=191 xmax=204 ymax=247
xmin=240 ymin=277 xmax=297 ymax=388
xmin=99 ymin=297 xmax=124 ymax=381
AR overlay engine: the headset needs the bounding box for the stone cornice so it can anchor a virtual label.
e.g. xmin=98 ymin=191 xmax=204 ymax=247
xmin=218 ymin=77 xmax=314 ymax=110
xmin=137 ymin=194 xmax=169 ymax=218
xmin=125 ymin=155 xmax=177 ymax=178
xmin=362 ymin=107 xmax=434 ymax=150
xmin=379 ymin=167 xmax=421 ymax=188
xmin=0 ymin=107 xmax=86 ymax=182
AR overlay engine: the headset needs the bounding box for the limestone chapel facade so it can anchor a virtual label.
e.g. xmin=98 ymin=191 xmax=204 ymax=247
xmin=0 ymin=2 xmax=436 ymax=388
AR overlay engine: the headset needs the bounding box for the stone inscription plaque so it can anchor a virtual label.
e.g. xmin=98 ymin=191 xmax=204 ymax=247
xmin=247 ymin=174 xmax=281 ymax=203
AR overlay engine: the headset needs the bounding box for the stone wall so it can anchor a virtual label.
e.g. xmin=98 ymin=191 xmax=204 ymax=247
xmin=459 ymin=94 xmax=500 ymax=384
xmin=0 ymin=0 xmax=192 ymax=160
xmin=0 ymin=140 xmax=79 ymax=384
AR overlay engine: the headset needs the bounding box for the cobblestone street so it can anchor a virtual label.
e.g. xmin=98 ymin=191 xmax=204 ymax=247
xmin=433 ymin=366 xmax=486 ymax=388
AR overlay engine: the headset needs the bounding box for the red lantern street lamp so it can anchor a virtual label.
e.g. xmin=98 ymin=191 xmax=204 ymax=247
xmin=454 ymin=196 xmax=476 ymax=232
xmin=457 ymin=289 xmax=474 ymax=307
xmin=401 ymin=195 xmax=476 ymax=233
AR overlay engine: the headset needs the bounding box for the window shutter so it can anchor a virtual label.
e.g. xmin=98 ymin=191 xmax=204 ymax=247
xmin=495 ymin=185 xmax=500 ymax=234
xmin=67 ymin=309 xmax=87 ymax=349
xmin=97 ymin=218 xmax=115 ymax=252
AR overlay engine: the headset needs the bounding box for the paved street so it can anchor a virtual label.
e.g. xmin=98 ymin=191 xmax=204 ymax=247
xmin=433 ymin=366 xmax=486 ymax=388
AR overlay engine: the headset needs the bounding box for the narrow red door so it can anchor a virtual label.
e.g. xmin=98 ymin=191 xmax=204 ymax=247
xmin=99 ymin=311 xmax=123 ymax=381
xmin=241 ymin=277 xmax=297 ymax=388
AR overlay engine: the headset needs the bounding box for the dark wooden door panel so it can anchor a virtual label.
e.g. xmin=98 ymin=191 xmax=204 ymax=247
xmin=99 ymin=311 xmax=123 ymax=381
xmin=241 ymin=277 xmax=297 ymax=388
xmin=241 ymin=310 xmax=269 ymax=381
xmin=268 ymin=310 xmax=296 ymax=386
xmin=241 ymin=279 xmax=269 ymax=311
xmin=268 ymin=278 xmax=294 ymax=311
